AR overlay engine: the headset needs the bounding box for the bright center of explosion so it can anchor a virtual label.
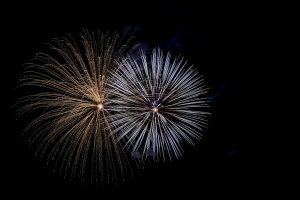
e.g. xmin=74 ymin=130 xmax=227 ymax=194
xmin=153 ymin=106 xmax=158 ymax=113
xmin=97 ymin=103 xmax=104 ymax=110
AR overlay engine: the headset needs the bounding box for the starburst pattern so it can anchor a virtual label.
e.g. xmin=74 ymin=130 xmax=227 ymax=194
xmin=107 ymin=47 xmax=210 ymax=161
xmin=14 ymin=29 xmax=141 ymax=186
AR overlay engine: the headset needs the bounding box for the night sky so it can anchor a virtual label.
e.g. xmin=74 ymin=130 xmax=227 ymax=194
xmin=4 ymin=2 xmax=266 ymax=198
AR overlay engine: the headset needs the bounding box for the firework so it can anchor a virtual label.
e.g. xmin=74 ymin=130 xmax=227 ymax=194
xmin=107 ymin=47 xmax=210 ymax=161
xmin=14 ymin=29 xmax=142 ymax=186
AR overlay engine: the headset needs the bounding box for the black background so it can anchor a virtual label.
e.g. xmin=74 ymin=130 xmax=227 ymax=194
xmin=4 ymin=2 xmax=269 ymax=198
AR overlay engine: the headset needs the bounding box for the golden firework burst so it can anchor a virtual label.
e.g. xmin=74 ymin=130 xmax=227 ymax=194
xmin=14 ymin=28 xmax=142 ymax=186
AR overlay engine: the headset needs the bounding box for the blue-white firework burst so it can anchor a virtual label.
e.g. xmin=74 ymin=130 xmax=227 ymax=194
xmin=107 ymin=47 xmax=210 ymax=161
